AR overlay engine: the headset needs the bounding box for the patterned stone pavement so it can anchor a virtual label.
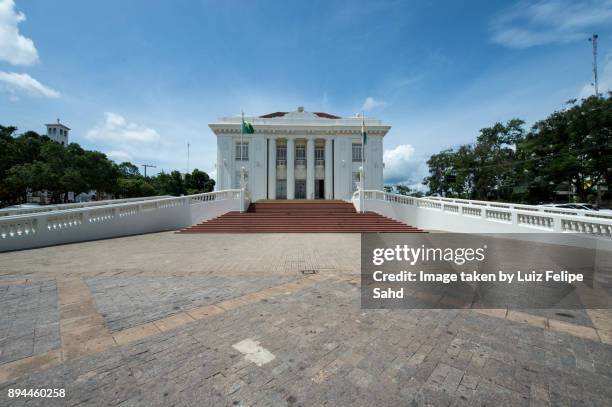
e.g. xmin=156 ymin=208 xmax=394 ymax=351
xmin=0 ymin=281 xmax=60 ymax=365
xmin=87 ymin=275 xmax=299 ymax=332
xmin=0 ymin=232 xmax=611 ymax=406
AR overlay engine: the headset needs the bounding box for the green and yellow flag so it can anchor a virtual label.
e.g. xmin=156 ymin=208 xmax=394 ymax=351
xmin=361 ymin=115 xmax=367 ymax=145
xmin=241 ymin=118 xmax=254 ymax=134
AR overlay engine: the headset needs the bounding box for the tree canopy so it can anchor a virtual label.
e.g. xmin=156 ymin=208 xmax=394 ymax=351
xmin=0 ymin=126 xmax=215 ymax=205
xmin=423 ymin=95 xmax=611 ymax=205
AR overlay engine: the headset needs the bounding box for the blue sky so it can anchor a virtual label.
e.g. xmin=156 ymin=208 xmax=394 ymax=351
xmin=1 ymin=0 xmax=611 ymax=187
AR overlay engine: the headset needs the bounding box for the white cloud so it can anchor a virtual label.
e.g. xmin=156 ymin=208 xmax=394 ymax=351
xmin=0 ymin=0 xmax=39 ymax=65
xmin=0 ymin=71 xmax=60 ymax=98
xmin=107 ymin=150 xmax=133 ymax=163
xmin=490 ymin=0 xmax=612 ymax=48
xmin=361 ymin=96 xmax=386 ymax=111
xmin=383 ymin=144 xmax=428 ymax=187
xmin=579 ymin=53 xmax=612 ymax=98
xmin=85 ymin=112 xmax=173 ymax=170
xmin=86 ymin=112 xmax=161 ymax=144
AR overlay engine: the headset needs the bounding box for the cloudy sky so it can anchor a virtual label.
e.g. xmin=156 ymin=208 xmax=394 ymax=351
xmin=1 ymin=0 xmax=611 ymax=188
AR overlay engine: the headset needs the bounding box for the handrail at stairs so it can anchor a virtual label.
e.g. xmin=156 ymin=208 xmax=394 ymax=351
xmin=353 ymin=189 xmax=612 ymax=238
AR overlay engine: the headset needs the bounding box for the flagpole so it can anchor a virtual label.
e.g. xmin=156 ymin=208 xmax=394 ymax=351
xmin=362 ymin=112 xmax=366 ymax=214
xmin=240 ymin=111 xmax=245 ymax=201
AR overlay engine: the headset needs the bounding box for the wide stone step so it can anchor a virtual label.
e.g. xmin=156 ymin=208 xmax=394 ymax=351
xmin=181 ymin=230 xmax=426 ymax=233
xmin=179 ymin=201 xmax=423 ymax=234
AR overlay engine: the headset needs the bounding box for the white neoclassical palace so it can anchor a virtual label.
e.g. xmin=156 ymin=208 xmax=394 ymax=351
xmin=210 ymin=107 xmax=390 ymax=201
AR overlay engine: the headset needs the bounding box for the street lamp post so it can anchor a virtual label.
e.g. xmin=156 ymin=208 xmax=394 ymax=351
xmin=240 ymin=166 xmax=246 ymax=212
xmin=359 ymin=166 xmax=364 ymax=214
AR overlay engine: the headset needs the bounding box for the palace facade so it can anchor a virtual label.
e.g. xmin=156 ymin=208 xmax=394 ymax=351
xmin=210 ymin=107 xmax=390 ymax=201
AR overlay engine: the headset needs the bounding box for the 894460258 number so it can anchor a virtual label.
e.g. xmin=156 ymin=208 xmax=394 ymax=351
xmin=7 ymin=388 xmax=65 ymax=398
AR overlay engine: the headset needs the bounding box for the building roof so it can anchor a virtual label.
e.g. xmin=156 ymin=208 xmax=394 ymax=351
xmin=209 ymin=107 xmax=390 ymax=136
xmin=313 ymin=112 xmax=341 ymax=119
xmin=260 ymin=111 xmax=341 ymax=119
xmin=259 ymin=112 xmax=288 ymax=118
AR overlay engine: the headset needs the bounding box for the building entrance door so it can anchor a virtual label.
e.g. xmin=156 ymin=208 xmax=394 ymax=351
xmin=315 ymin=180 xmax=324 ymax=199
xmin=276 ymin=180 xmax=287 ymax=199
xmin=295 ymin=180 xmax=306 ymax=199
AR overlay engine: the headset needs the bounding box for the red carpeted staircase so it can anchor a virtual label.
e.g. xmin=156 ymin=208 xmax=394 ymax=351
xmin=178 ymin=200 xmax=424 ymax=233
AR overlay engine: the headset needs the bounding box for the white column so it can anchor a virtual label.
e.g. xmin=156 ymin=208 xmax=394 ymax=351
xmin=286 ymin=138 xmax=295 ymax=199
xmin=268 ymin=138 xmax=276 ymax=199
xmin=324 ymin=137 xmax=333 ymax=199
xmin=306 ymin=137 xmax=315 ymax=199
xmin=216 ymin=139 xmax=224 ymax=190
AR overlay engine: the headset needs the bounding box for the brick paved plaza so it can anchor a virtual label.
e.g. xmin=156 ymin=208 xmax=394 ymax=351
xmin=1 ymin=232 xmax=611 ymax=406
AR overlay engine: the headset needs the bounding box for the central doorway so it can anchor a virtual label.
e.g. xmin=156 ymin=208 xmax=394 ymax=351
xmin=276 ymin=180 xmax=287 ymax=199
xmin=295 ymin=180 xmax=306 ymax=199
xmin=315 ymin=180 xmax=324 ymax=199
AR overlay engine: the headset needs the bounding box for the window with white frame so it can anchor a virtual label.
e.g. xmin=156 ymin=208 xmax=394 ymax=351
xmin=235 ymin=141 xmax=249 ymax=161
xmin=352 ymin=143 xmax=363 ymax=162
xmin=295 ymin=144 xmax=306 ymax=165
xmin=315 ymin=145 xmax=325 ymax=165
xmin=276 ymin=144 xmax=287 ymax=166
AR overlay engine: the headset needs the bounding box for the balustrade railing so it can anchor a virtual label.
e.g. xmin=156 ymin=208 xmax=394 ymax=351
xmin=0 ymin=195 xmax=171 ymax=217
xmin=353 ymin=190 xmax=612 ymax=238
xmin=423 ymin=196 xmax=612 ymax=220
xmin=0 ymin=190 xmax=244 ymax=251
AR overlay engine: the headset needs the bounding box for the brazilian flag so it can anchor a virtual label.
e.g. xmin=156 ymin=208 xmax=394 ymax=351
xmin=242 ymin=119 xmax=255 ymax=134
xmin=361 ymin=116 xmax=367 ymax=145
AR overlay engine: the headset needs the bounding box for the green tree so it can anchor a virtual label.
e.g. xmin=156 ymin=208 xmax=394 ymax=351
xmin=395 ymin=185 xmax=411 ymax=195
xmin=117 ymin=162 xmax=141 ymax=178
xmin=424 ymin=120 xmax=526 ymax=200
xmin=520 ymin=95 xmax=611 ymax=203
xmin=470 ymin=119 xmax=525 ymax=200
xmin=116 ymin=178 xmax=155 ymax=198
xmin=424 ymin=149 xmax=459 ymax=196
xmin=184 ymin=168 xmax=215 ymax=194
xmin=424 ymin=94 xmax=611 ymax=204
xmin=81 ymin=151 xmax=118 ymax=199
xmin=150 ymin=171 xmax=185 ymax=196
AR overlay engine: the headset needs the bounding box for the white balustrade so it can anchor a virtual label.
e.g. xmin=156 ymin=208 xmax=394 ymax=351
xmin=353 ymin=190 xmax=612 ymax=239
xmin=88 ymin=208 xmax=115 ymax=223
xmin=0 ymin=195 xmax=171 ymax=217
xmin=462 ymin=206 xmax=481 ymax=217
xmin=417 ymin=200 xmax=442 ymax=210
xmin=427 ymin=195 xmax=612 ymax=219
xmin=444 ymin=204 xmax=459 ymax=214
xmin=486 ymin=209 xmax=512 ymax=223
xmin=516 ymin=213 xmax=554 ymax=230
xmin=0 ymin=218 xmax=37 ymax=239
xmin=0 ymin=190 xmax=244 ymax=252
xmin=46 ymin=213 xmax=83 ymax=231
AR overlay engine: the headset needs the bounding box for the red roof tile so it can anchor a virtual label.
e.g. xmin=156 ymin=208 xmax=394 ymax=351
xmin=260 ymin=112 xmax=288 ymax=118
xmin=314 ymin=112 xmax=341 ymax=119
xmin=259 ymin=111 xmax=340 ymax=119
